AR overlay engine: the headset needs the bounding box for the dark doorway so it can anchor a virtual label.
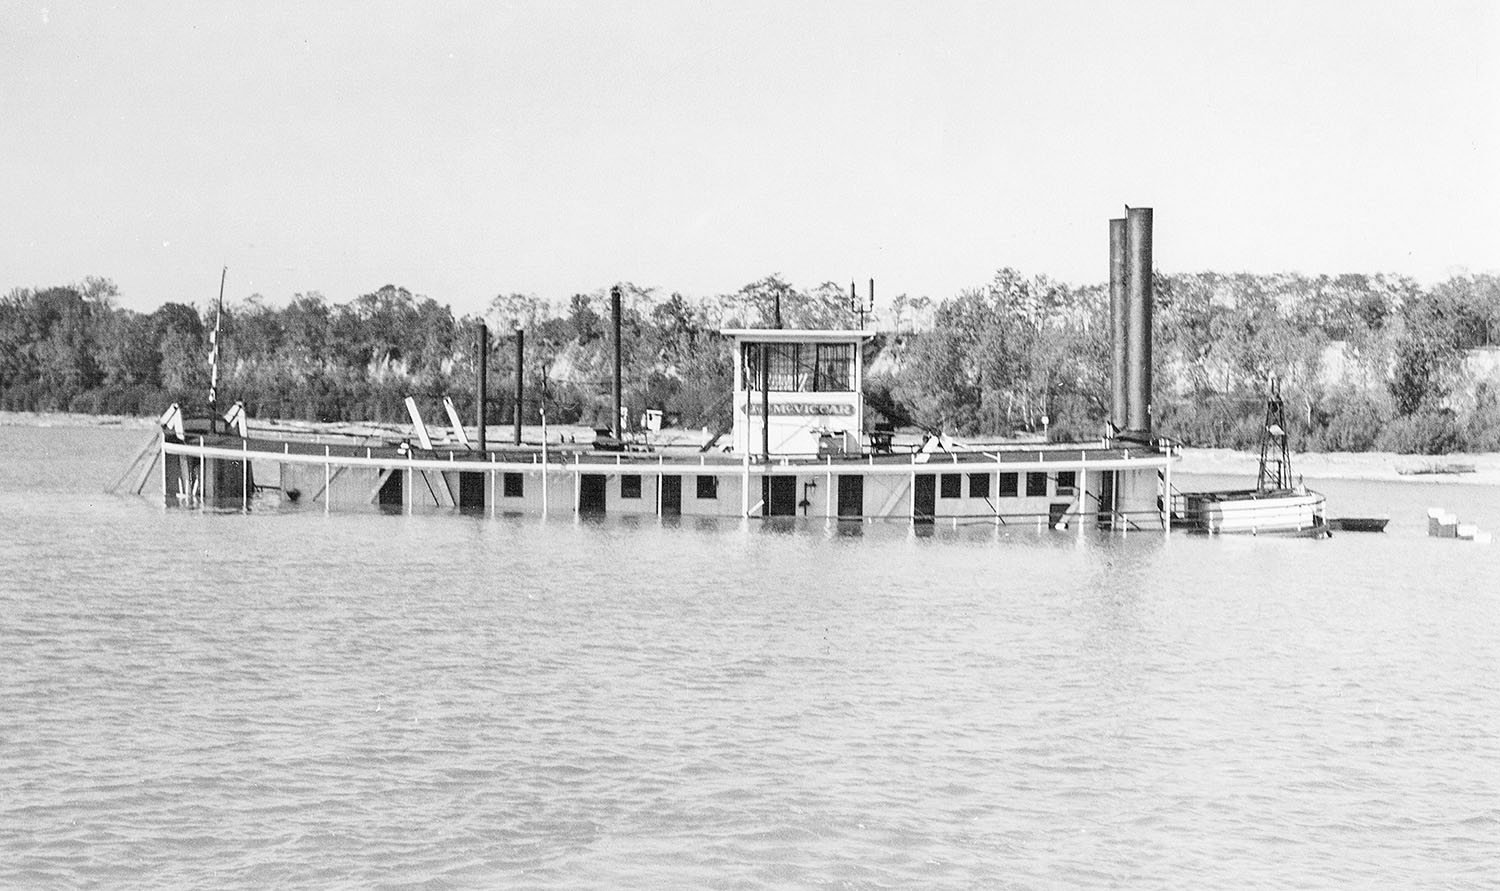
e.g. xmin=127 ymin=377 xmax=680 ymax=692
xmin=579 ymin=474 xmax=607 ymax=513
xmin=1098 ymin=471 xmax=1115 ymax=524
xmin=1049 ymin=502 xmax=1071 ymax=529
xmin=457 ymin=472 xmax=486 ymax=511
xmin=377 ymin=469 xmax=403 ymax=507
xmin=661 ymin=475 xmax=682 ymax=515
xmin=913 ymin=473 xmax=936 ymax=523
xmin=837 ymin=475 xmax=863 ymax=518
xmin=762 ymin=476 xmax=797 ymax=517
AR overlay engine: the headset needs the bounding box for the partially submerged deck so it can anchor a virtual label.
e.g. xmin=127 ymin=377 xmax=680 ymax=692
xmin=153 ymin=427 xmax=1176 ymax=530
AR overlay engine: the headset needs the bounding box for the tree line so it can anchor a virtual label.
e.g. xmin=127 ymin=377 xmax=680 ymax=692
xmin=3 ymin=270 xmax=1497 ymax=453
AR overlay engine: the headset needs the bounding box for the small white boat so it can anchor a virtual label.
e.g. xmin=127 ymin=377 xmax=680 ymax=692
xmin=1185 ymin=486 xmax=1328 ymax=536
xmin=1178 ymin=378 xmax=1331 ymax=538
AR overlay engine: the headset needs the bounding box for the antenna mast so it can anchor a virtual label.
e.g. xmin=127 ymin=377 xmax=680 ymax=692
xmin=1257 ymin=376 xmax=1292 ymax=491
xmin=849 ymin=278 xmax=875 ymax=329
xmin=208 ymin=266 xmax=226 ymax=433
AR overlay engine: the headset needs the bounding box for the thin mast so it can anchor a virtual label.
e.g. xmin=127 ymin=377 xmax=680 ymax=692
xmin=209 ymin=266 xmax=226 ymax=433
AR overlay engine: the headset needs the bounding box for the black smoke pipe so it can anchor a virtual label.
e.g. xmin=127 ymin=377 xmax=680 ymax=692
xmin=1124 ymin=206 xmax=1154 ymax=444
xmin=1109 ymin=218 xmax=1128 ymax=435
xmin=611 ymin=285 xmax=623 ymax=438
xmin=513 ymin=326 xmax=524 ymax=446
xmin=476 ymin=322 xmax=488 ymax=452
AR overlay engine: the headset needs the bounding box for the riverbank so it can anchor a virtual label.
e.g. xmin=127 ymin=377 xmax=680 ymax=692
xmin=1175 ymin=447 xmax=1500 ymax=486
xmin=0 ymin=410 xmax=157 ymax=429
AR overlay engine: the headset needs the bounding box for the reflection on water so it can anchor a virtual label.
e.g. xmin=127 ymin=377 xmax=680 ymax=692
xmin=2 ymin=426 xmax=1498 ymax=889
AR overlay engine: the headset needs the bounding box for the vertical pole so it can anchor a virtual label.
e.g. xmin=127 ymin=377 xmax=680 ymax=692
xmin=741 ymin=436 xmax=750 ymax=516
xmin=476 ymin=322 xmax=488 ymax=452
xmin=1163 ymin=450 xmax=1172 ymax=534
xmin=514 ymin=327 xmax=524 ymax=446
xmin=241 ymin=440 xmax=248 ymax=511
xmin=1109 ymin=218 xmax=1129 ymax=436
xmin=1078 ymin=467 xmax=1086 ymax=538
xmin=324 ymin=446 xmax=330 ymax=514
xmin=611 ymin=285 xmax=623 ymax=439
xmin=741 ymin=345 xmax=751 ymax=517
xmin=760 ymin=342 xmax=771 ymax=462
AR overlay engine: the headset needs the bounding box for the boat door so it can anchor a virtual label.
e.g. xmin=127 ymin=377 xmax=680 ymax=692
xmin=660 ymin=475 xmax=682 ymax=515
xmin=1097 ymin=470 xmax=1115 ymax=524
xmin=762 ymin=476 xmax=797 ymax=517
xmin=837 ymin=475 xmax=863 ymax=518
xmin=377 ymin=468 xmax=403 ymax=507
xmin=457 ymin=472 xmax=485 ymax=512
xmin=913 ymin=474 xmax=936 ymax=523
xmin=579 ymin=474 xmax=607 ymax=513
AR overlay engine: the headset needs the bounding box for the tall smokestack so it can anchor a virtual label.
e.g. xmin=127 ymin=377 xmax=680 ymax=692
xmin=476 ymin=322 xmax=488 ymax=452
xmin=1109 ymin=218 xmax=1128 ymax=435
xmin=513 ymin=327 xmax=524 ymax=446
xmin=1124 ymin=206 xmax=1154 ymax=443
xmin=611 ymin=285 xmax=623 ymax=438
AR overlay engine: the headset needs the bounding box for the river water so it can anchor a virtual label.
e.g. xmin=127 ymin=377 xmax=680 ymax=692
xmin=3 ymin=425 xmax=1498 ymax=888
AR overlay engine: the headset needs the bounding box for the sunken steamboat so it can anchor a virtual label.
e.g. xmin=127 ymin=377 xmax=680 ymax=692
xmin=131 ymin=209 xmax=1181 ymax=531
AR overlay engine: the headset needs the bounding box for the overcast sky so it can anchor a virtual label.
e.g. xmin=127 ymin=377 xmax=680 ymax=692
xmin=3 ymin=1 xmax=1496 ymax=315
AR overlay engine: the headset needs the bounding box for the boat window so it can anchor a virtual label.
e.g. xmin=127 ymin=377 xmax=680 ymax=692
xmin=998 ymin=473 xmax=1019 ymax=497
xmin=769 ymin=344 xmax=802 ymax=390
xmin=969 ymin=473 xmax=991 ymax=499
xmin=1055 ymin=471 xmax=1077 ymax=495
xmin=743 ymin=341 xmax=854 ymax=392
xmin=743 ymin=344 xmax=765 ymax=390
xmin=621 ymin=474 xmax=642 ymax=499
xmin=503 ymin=472 xmax=524 ymax=498
xmin=794 ymin=345 xmax=819 ymax=391
xmin=696 ymin=475 xmax=718 ymax=499
xmin=814 ymin=344 xmax=853 ymax=391
xmin=1026 ymin=472 xmax=1048 ymax=497
xmin=940 ymin=473 xmax=962 ymax=498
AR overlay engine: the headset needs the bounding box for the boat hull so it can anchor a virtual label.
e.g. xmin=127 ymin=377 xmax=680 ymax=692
xmin=1328 ymin=517 xmax=1389 ymax=533
xmin=154 ymin=430 xmax=1177 ymax=528
xmin=1185 ymin=488 xmax=1328 ymax=536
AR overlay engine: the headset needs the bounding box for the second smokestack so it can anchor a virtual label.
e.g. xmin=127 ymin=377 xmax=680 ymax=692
xmin=1124 ymin=206 xmax=1154 ymax=443
xmin=1109 ymin=218 xmax=1128 ymax=434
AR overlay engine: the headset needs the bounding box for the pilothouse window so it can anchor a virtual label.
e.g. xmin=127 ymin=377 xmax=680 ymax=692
xmin=744 ymin=342 xmax=854 ymax=392
xmin=814 ymin=344 xmax=852 ymax=391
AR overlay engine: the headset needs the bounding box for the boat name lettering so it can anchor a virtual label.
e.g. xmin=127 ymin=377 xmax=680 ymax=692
xmin=744 ymin=403 xmax=855 ymax=417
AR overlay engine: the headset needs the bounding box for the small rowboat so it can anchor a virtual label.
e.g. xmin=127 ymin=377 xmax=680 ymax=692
xmin=1328 ymin=517 xmax=1389 ymax=532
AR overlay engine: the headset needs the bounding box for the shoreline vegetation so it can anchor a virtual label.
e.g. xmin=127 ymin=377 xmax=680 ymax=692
xmin=9 ymin=410 xmax=1500 ymax=488
xmin=5 ymin=270 xmax=1500 ymax=456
